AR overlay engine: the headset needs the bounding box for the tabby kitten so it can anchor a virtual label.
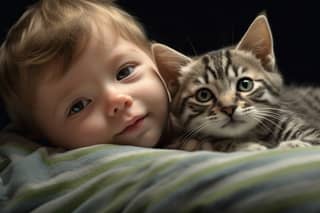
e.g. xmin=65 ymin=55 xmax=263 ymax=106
xmin=152 ymin=15 xmax=320 ymax=152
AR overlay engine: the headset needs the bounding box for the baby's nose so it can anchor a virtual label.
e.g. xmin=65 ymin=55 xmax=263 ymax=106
xmin=106 ymin=93 xmax=133 ymax=117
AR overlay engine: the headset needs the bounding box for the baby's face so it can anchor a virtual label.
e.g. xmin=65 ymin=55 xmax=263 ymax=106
xmin=33 ymin=25 xmax=168 ymax=149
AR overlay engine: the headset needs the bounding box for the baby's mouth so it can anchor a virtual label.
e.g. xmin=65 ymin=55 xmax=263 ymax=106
xmin=116 ymin=114 xmax=148 ymax=136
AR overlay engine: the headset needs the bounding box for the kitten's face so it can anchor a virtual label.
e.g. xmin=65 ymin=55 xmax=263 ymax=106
xmin=152 ymin=15 xmax=282 ymax=139
xmin=171 ymin=49 xmax=283 ymax=138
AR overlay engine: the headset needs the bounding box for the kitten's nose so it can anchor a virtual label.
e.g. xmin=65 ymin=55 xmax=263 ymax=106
xmin=221 ymin=105 xmax=236 ymax=116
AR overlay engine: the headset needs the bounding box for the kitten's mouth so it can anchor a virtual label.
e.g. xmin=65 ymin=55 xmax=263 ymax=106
xmin=221 ymin=118 xmax=245 ymax=128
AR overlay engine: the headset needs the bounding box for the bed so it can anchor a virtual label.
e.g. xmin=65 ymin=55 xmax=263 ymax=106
xmin=1 ymin=128 xmax=320 ymax=213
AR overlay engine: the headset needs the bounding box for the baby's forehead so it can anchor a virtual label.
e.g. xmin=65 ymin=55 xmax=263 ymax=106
xmin=41 ymin=29 xmax=149 ymax=79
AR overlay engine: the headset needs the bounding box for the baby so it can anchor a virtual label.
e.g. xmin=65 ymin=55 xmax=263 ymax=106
xmin=0 ymin=0 xmax=171 ymax=149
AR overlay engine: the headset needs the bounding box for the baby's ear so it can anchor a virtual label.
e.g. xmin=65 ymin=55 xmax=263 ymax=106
xmin=152 ymin=43 xmax=191 ymax=96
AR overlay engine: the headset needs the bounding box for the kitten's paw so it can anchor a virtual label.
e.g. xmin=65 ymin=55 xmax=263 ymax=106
xmin=276 ymin=140 xmax=312 ymax=149
xmin=180 ymin=139 xmax=203 ymax=151
xmin=166 ymin=138 xmax=206 ymax=151
xmin=234 ymin=142 xmax=268 ymax=152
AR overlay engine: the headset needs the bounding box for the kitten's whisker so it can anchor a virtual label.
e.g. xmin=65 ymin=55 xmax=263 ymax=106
xmin=258 ymin=107 xmax=304 ymax=117
xmin=281 ymin=98 xmax=300 ymax=105
xmin=258 ymin=107 xmax=291 ymax=114
xmin=179 ymin=120 xmax=212 ymax=144
xmin=257 ymin=109 xmax=304 ymax=129
xmin=256 ymin=110 xmax=281 ymax=118
xmin=256 ymin=111 xmax=282 ymax=120
xmin=180 ymin=117 xmax=226 ymax=144
xmin=254 ymin=117 xmax=276 ymax=134
xmin=255 ymin=113 xmax=283 ymax=130
xmin=256 ymin=112 xmax=281 ymax=124
xmin=186 ymin=37 xmax=198 ymax=57
xmin=252 ymin=116 xmax=273 ymax=133
xmin=257 ymin=108 xmax=296 ymax=120
xmin=180 ymin=127 xmax=206 ymax=145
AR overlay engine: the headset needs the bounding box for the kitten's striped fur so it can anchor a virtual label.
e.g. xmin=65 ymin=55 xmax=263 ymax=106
xmin=153 ymin=15 xmax=320 ymax=152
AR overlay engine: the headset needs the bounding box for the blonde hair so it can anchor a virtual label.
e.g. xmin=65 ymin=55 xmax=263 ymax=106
xmin=0 ymin=0 xmax=150 ymax=132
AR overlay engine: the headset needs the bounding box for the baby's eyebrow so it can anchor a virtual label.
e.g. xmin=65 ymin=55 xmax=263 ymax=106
xmin=52 ymin=90 xmax=74 ymax=117
xmin=40 ymin=75 xmax=79 ymax=115
xmin=108 ymin=47 xmax=139 ymax=64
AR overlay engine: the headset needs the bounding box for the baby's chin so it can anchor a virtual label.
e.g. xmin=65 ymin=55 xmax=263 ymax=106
xmin=115 ymin=132 xmax=160 ymax=148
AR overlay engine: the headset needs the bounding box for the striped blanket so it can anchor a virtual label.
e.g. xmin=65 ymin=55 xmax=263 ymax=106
xmin=1 ymin=131 xmax=320 ymax=213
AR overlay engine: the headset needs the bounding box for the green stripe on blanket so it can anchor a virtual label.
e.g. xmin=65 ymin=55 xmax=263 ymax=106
xmin=1 ymin=132 xmax=320 ymax=213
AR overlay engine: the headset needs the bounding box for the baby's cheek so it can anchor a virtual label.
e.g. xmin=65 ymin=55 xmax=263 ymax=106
xmin=80 ymin=116 xmax=111 ymax=141
xmin=60 ymin=115 xmax=111 ymax=148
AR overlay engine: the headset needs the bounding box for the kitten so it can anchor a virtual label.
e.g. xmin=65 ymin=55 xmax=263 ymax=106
xmin=152 ymin=15 xmax=320 ymax=152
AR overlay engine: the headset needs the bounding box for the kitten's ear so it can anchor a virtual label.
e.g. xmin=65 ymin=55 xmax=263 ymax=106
xmin=236 ymin=15 xmax=275 ymax=71
xmin=152 ymin=43 xmax=191 ymax=97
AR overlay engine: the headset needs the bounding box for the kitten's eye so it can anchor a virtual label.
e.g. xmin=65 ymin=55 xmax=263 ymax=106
xmin=237 ymin=78 xmax=254 ymax=92
xmin=116 ymin=65 xmax=135 ymax=80
xmin=195 ymin=88 xmax=214 ymax=102
xmin=68 ymin=99 xmax=92 ymax=117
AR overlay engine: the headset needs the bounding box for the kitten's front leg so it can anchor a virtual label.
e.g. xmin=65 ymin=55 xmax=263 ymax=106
xmin=275 ymin=125 xmax=320 ymax=149
xmin=232 ymin=142 xmax=268 ymax=152
xmin=277 ymin=118 xmax=320 ymax=148
xmin=165 ymin=137 xmax=239 ymax=152
xmin=166 ymin=138 xmax=269 ymax=152
xmin=210 ymin=140 xmax=268 ymax=152
xmin=165 ymin=137 xmax=214 ymax=151
xmin=276 ymin=140 xmax=312 ymax=150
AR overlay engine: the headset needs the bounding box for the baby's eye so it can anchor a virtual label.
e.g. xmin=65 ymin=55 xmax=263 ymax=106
xmin=116 ymin=65 xmax=135 ymax=81
xmin=68 ymin=99 xmax=92 ymax=117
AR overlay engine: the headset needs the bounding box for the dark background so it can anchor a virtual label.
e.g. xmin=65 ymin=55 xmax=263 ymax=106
xmin=1 ymin=0 xmax=319 ymax=127
xmin=1 ymin=1 xmax=319 ymax=84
